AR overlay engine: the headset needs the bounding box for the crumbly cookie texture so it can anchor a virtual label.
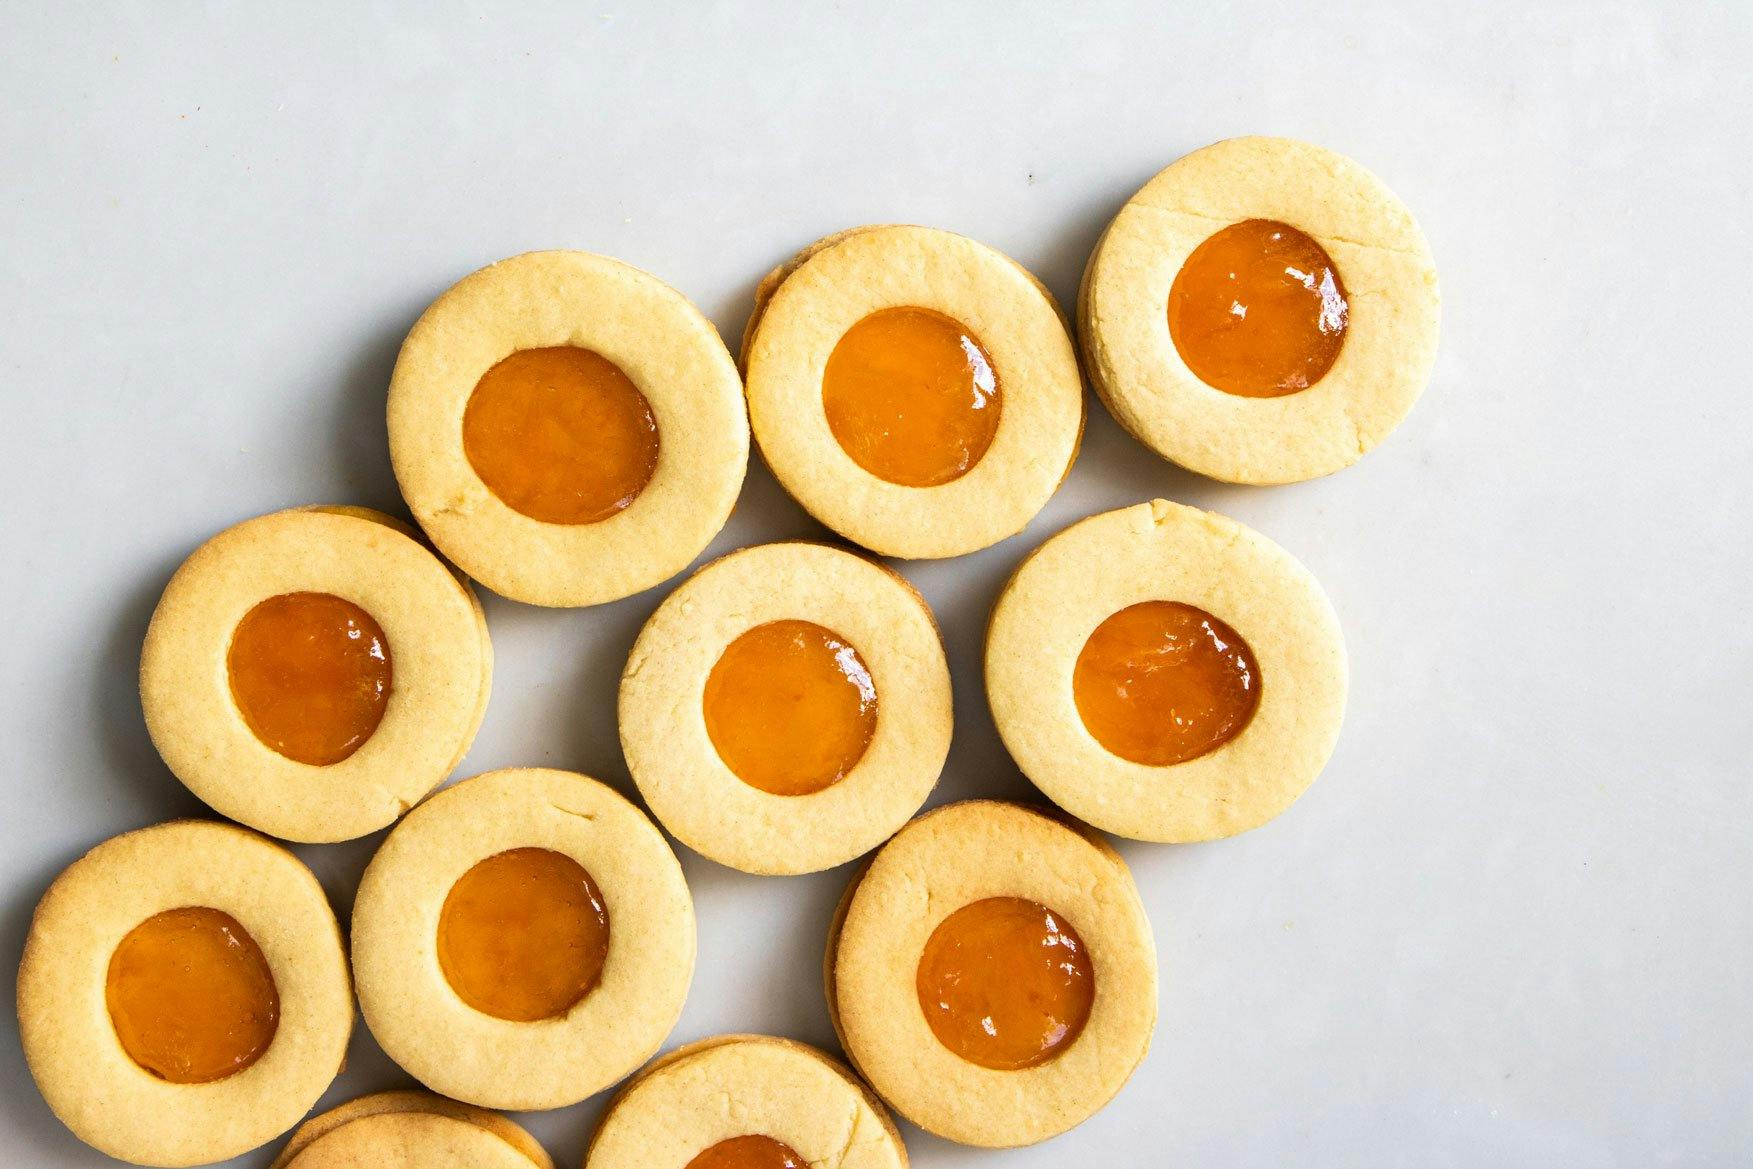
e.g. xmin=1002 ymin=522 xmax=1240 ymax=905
xmin=350 ymin=768 xmax=695 ymax=1111
xmin=389 ymin=249 xmax=747 ymax=607
xmin=743 ymin=225 xmax=1084 ymax=559
xmin=620 ymin=541 xmax=951 ymax=875
xmin=1080 ymin=136 xmax=1440 ymax=484
xmin=140 ymin=506 xmax=491 ymax=843
xmin=271 ymin=1091 xmax=550 ymax=1169
xmin=828 ymin=801 xmax=1156 ymax=1148
xmin=585 ymin=1034 xmax=907 ymax=1169
xmin=986 ymin=499 xmax=1347 ymax=842
xmin=18 ymin=820 xmax=353 ymax=1167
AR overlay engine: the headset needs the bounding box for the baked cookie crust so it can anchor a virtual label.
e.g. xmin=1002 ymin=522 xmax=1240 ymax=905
xmin=584 ymin=1034 xmax=906 ymax=1169
xmin=350 ymin=768 xmax=695 ymax=1110
xmin=388 ymin=250 xmax=748 ymax=607
xmin=1080 ymin=136 xmax=1440 ymax=484
xmin=140 ymin=506 xmax=491 ymax=843
xmin=18 ymin=820 xmax=353 ymax=1167
xmin=619 ymin=542 xmax=952 ymax=875
xmin=743 ymin=226 xmax=1084 ymax=559
xmin=827 ymin=801 xmax=1156 ymax=1147
xmin=271 ymin=1090 xmax=551 ymax=1169
xmin=986 ymin=499 xmax=1347 ymax=842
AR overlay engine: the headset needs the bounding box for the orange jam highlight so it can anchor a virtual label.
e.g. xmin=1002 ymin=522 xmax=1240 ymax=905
xmin=703 ymin=619 xmax=878 ymax=797
xmin=463 ymin=345 xmax=660 ymax=525
xmin=685 ymin=1135 xmax=807 ymax=1169
xmin=228 ymin=591 xmax=392 ymax=766
xmin=1073 ymin=600 xmax=1261 ymax=766
xmin=1167 ymin=219 xmax=1348 ymax=397
xmin=105 ymin=907 xmax=280 ymax=1084
xmin=915 ymin=896 xmax=1094 ymax=1071
xmin=437 ymin=847 xmax=610 ymax=1022
xmin=822 ymin=307 xmax=1001 ymax=487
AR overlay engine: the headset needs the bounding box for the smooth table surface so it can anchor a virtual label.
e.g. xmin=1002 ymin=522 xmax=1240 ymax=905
xmin=1 ymin=3 xmax=1748 ymax=1166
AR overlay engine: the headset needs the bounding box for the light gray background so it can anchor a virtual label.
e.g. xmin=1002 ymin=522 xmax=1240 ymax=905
xmin=2 ymin=3 xmax=1748 ymax=1166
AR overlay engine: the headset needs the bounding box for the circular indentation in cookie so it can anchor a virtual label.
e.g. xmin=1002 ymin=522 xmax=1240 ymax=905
xmin=463 ymin=346 xmax=661 ymax=524
xmin=1072 ymin=599 xmax=1261 ymax=766
xmin=822 ymin=306 xmax=1001 ymax=487
xmin=915 ymin=895 xmax=1093 ymax=1071
xmin=437 ymin=847 xmax=610 ymax=1022
xmin=227 ymin=591 xmax=392 ymax=766
xmin=684 ymin=1134 xmax=807 ymax=1169
xmin=1167 ymin=219 xmax=1348 ymax=397
xmin=703 ymin=619 xmax=878 ymax=797
xmin=105 ymin=906 xmax=280 ymax=1084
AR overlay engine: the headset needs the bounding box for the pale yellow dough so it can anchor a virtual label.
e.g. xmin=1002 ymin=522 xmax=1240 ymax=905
xmin=350 ymin=768 xmax=695 ymax=1110
xmin=743 ymin=225 xmax=1084 ymax=559
xmin=827 ymin=801 xmax=1156 ymax=1148
xmin=585 ymin=1034 xmax=907 ymax=1169
xmin=271 ymin=1090 xmax=551 ymax=1169
xmin=1080 ymin=136 xmax=1441 ymax=484
xmin=17 ymin=820 xmax=353 ymax=1167
xmin=985 ymin=499 xmax=1347 ymax=842
xmin=388 ymin=249 xmax=749 ymax=607
xmin=140 ymin=506 xmax=492 ymax=843
xmin=619 ymin=541 xmax=952 ymax=875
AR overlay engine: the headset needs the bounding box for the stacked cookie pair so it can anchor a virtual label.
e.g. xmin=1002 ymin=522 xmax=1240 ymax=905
xmin=16 ymin=134 xmax=1438 ymax=1166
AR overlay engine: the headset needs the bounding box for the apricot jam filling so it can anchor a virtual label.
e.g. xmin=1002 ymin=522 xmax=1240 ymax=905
xmin=703 ymin=619 xmax=878 ymax=797
xmin=685 ymin=1135 xmax=808 ymax=1169
xmin=437 ymin=847 xmax=610 ymax=1022
xmin=228 ymin=591 xmax=392 ymax=766
xmin=105 ymin=907 xmax=280 ymax=1084
xmin=463 ymin=345 xmax=660 ymax=525
xmin=915 ymin=896 xmax=1094 ymax=1071
xmin=1073 ymin=600 xmax=1261 ymax=767
xmin=822 ymin=307 xmax=1001 ymax=487
xmin=1167 ymin=218 xmax=1348 ymax=398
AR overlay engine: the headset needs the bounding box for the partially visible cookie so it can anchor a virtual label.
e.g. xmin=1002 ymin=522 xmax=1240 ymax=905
xmin=585 ymin=1034 xmax=907 ymax=1169
xmin=271 ymin=1090 xmax=550 ymax=1169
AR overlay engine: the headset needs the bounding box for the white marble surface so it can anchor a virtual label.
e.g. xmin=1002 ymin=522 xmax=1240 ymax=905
xmin=1 ymin=3 xmax=1748 ymax=1166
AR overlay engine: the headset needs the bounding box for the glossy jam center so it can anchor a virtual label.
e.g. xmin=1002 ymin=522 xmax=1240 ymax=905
xmin=822 ymin=306 xmax=1001 ymax=487
xmin=437 ymin=847 xmax=610 ymax=1022
xmin=105 ymin=907 xmax=280 ymax=1084
xmin=703 ymin=619 xmax=878 ymax=797
xmin=1167 ymin=219 xmax=1348 ymax=397
xmin=684 ymin=1135 xmax=808 ymax=1169
xmin=228 ymin=591 xmax=392 ymax=766
xmin=463 ymin=345 xmax=660 ymax=524
xmin=915 ymin=896 xmax=1094 ymax=1071
xmin=1073 ymin=600 xmax=1261 ymax=766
